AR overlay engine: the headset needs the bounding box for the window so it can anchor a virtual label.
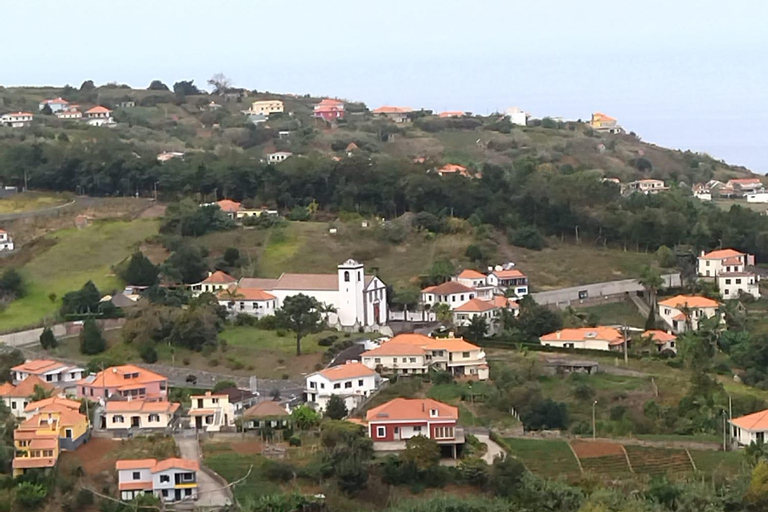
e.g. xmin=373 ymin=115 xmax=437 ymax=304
xmin=358 ymin=379 xmax=364 ymax=386
xmin=725 ymin=279 xmax=732 ymax=285
xmin=185 ymin=489 xmax=192 ymax=496
xmin=345 ymin=381 xmax=352 ymax=389
xmin=403 ymin=358 xmax=408 ymax=363
xmin=333 ymin=383 xmax=341 ymax=389
xmin=344 ymin=271 xmax=350 ymax=282
xmin=10 ymin=402 xmax=15 ymax=410
xmin=460 ymin=294 xmax=465 ymax=301
xmin=578 ymin=290 xmax=588 ymax=299
xmin=114 ymin=415 xmax=124 ymax=423
xmin=320 ymin=383 xmax=325 ymax=389
xmin=162 ymin=490 xmax=169 ymax=497
xmin=149 ymin=414 xmax=160 ymax=422
xmin=413 ymin=426 xmax=422 ymax=432
xmin=133 ymin=471 xmax=141 ymax=480
xmin=409 ymin=358 xmax=416 ymax=363
xmin=434 ymin=426 xmax=455 ymax=439
xmin=429 ymin=409 xmax=438 ymax=417
xmin=737 ymin=279 xmax=742 ymax=284
xmin=724 ymin=289 xmax=729 ymax=295
xmin=374 ymin=358 xmax=381 ymax=364
xmin=310 ymin=382 xmax=316 ymax=389
xmin=212 ymin=398 xmax=219 ymax=404
xmin=664 ymin=308 xmax=670 ymax=315
xmin=358 ymin=271 xmax=361 ymax=281
xmin=462 ymin=352 xmax=470 ymax=358
xmin=182 ymin=473 xmax=194 ymax=481
xmin=376 ymin=426 xmax=386 ymax=437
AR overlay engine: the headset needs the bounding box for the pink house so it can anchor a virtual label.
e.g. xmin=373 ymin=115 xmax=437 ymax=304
xmin=76 ymin=365 xmax=168 ymax=401
xmin=314 ymin=99 xmax=345 ymax=121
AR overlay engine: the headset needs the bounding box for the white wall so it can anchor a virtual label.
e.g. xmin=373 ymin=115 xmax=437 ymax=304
xmin=541 ymin=339 xmax=612 ymax=351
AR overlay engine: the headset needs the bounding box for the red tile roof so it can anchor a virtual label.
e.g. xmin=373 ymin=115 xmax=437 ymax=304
xmin=641 ymin=330 xmax=676 ymax=344
xmin=316 ymin=361 xmax=377 ymax=380
xmin=367 ymin=398 xmax=458 ymax=422
xmin=217 ymin=286 xmax=276 ymax=301
xmin=491 ymin=269 xmax=526 ymax=279
xmin=217 ymin=199 xmax=242 ymax=212
xmin=152 ymin=458 xmax=199 ymax=473
xmin=453 ymin=298 xmax=498 ymax=313
xmin=732 ymin=409 xmax=768 ymax=431
xmin=658 ymin=295 xmax=719 ymax=309
xmin=202 ymin=271 xmax=237 ymax=285
xmin=422 ymin=281 xmax=475 ymax=295
xmin=78 ymin=365 xmax=167 ymax=389
xmin=700 ymin=249 xmax=745 ymax=260
xmin=372 ymin=106 xmax=412 ymax=114
xmin=86 ymin=106 xmax=111 ymax=114
xmin=457 ymin=269 xmax=486 ymax=279
xmin=243 ymin=400 xmax=290 ymax=418
xmin=116 ymin=459 xmax=157 ymax=470
xmin=541 ymin=327 xmax=624 ymax=346
xmin=119 ymin=481 xmax=153 ymax=491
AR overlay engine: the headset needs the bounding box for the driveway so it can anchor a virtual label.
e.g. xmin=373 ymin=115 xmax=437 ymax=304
xmin=475 ymin=433 xmax=505 ymax=464
xmin=175 ymin=436 xmax=233 ymax=509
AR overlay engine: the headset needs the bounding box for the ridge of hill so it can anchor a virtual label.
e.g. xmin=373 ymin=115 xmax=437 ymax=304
xmin=0 ymin=83 xmax=758 ymax=187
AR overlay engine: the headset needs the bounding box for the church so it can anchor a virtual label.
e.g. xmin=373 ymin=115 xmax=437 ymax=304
xmin=194 ymin=259 xmax=388 ymax=330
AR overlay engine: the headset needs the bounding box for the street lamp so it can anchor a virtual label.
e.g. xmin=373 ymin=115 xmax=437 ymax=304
xmin=592 ymin=400 xmax=598 ymax=440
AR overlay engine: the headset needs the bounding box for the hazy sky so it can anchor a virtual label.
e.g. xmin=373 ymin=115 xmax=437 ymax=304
xmin=3 ymin=0 xmax=767 ymax=171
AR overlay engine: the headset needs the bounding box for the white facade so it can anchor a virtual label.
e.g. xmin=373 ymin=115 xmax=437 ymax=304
xmin=249 ymin=100 xmax=284 ymax=117
xmin=0 ymin=230 xmax=14 ymax=251
xmin=505 ymin=107 xmax=528 ymax=126
xmin=118 ymin=461 xmax=198 ymax=503
xmin=219 ymin=296 xmax=277 ymax=318
xmin=267 ymin=152 xmax=292 ymax=163
xmin=39 ymin=98 xmax=69 ymax=112
xmin=747 ymin=192 xmax=768 ymax=203
xmin=0 ymin=112 xmax=33 ymax=127
xmin=659 ymin=304 xmax=719 ymax=334
xmin=153 ymin=468 xmax=198 ymax=503
xmin=718 ymin=274 xmax=760 ymax=300
xmin=188 ymin=392 xmax=235 ymax=432
xmin=305 ymin=363 xmax=383 ymax=413
xmin=697 ymin=250 xmax=759 ymax=299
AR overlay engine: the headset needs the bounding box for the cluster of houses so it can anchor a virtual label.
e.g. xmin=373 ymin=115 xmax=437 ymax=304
xmin=693 ymin=178 xmax=767 ymax=202
xmin=0 ymin=97 xmax=119 ymax=128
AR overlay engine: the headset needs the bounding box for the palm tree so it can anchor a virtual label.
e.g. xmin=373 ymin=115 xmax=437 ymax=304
xmin=638 ymin=266 xmax=664 ymax=311
xmin=318 ymin=302 xmax=337 ymax=326
xmin=434 ymin=303 xmax=453 ymax=325
xmin=29 ymin=384 xmax=54 ymax=402
xmin=220 ymin=286 xmax=244 ymax=309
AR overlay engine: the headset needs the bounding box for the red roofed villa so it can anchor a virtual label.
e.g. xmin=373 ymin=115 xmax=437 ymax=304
xmin=658 ymin=295 xmax=721 ymax=334
xmin=77 ymin=365 xmax=168 ymax=401
xmin=540 ymin=326 xmax=625 ymax=352
xmin=314 ymin=98 xmax=345 ymax=121
xmin=305 ymin=361 xmax=383 ymax=412
xmin=372 ymin=106 xmax=413 ymax=123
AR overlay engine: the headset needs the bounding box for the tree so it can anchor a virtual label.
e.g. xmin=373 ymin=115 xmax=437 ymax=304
xmin=148 ymin=80 xmax=169 ymax=91
xmin=14 ymin=482 xmax=47 ymax=508
xmin=433 ymin=303 xmax=453 ymax=324
xmin=213 ymin=380 xmax=237 ymax=392
xmin=644 ymin=306 xmax=657 ymax=331
xmin=638 ymin=265 xmax=664 ymax=311
xmin=223 ymin=247 xmax=240 ymax=268
xmin=325 ymin=395 xmax=348 ymax=420
xmin=120 ymin=251 xmax=159 ymax=286
xmin=291 ymin=405 xmax=320 ymax=430
xmin=465 ymin=315 xmax=488 ymax=342
xmin=79 ymin=80 xmax=96 ymax=91
xmin=401 ymin=435 xmax=440 ymax=471
xmin=60 ymin=281 xmax=101 ymax=315
xmin=428 ymin=260 xmax=455 ymax=285
xmin=40 ymin=104 xmax=53 ymax=116
xmin=747 ymin=460 xmax=768 ymax=506
xmin=161 ymin=244 xmax=209 ymax=284
xmin=208 ymin=72 xmax=233 ymax=95
xmin=30 ymin=384 xmax=54 ymax=402
xmin=139 ymin=344 xmax=158 ymax=363
xmin=173 ymin=80 xmax=201 ymax=97
xmin=0 ymin=268 xmax=25 ymax=299
xmin=490 ymin=455 xmax=525 ymax=497
xmin=39 ymin=327 xmax=57 ymax=350
xmin=509 ymin=226 xmax=546 ymax=250
xmin=79 ymin=319 xmax=106 ymax=355
xmin=275 ymin=294 xmax=323 ymax=356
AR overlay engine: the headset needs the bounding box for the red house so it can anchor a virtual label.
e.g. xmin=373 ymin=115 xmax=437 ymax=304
xmin=365 ymin=398 xmax=464 ymax=457
xmin=314 ymin=98 xmax=345 ymax=121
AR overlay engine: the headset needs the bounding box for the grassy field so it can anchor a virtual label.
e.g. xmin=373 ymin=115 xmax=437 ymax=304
xmin=689 ymin=449 xmax=746 ymax=475
xmin=574 ymin=301 xmax=647 ymax=328
xmin=0 ymin=219 xmax=160 ymax=332
xmin=0 ymin=191 xmax=72 ymax=214
xmin=504 ymin=438 xmax=581 ymax=479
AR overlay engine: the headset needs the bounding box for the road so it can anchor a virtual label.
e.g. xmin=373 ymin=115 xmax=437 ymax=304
xmin=175 ymin=436 xmax=233 ymax=509
xmin=474 ymin=433 xmax=506 ymax=464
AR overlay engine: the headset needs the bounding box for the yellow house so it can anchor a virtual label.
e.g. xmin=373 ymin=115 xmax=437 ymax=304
xmin=12 ymin=399 xmax=90 ymax=476
xmin=590 ymin=112 xmax=623 ymax=134
xmin=188 ymin=391 xmax=235 ymax=432
xmin=249 ymin=100 xmax=284 ymax=117
xmin=105 ymin=399 xmax=180 ymax=432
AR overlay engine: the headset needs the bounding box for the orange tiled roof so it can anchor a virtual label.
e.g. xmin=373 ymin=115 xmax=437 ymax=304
xmin=437 ymin=164 xmax=468 ymax=175
xmin=217 ymin=286 xmax=276 ymax=301
xmin=13 ymin=457 xmax=56 ymax=469
xmin=243 ymin=400 xmax=290 ymax=418
xmin=361 ymin=343 xmax=426 ymax=357
xmin=722 ymin=257 xmax=743 ymax=265
xmin=492 ymin=295 xmax=518 ymax=309
xmin=12 ymin=359 xmax=67 ymax=374
xmin=372 ymin=106 xmax=412 ymax=114
xmin=422 ymin=281 xmax=475 ymax=295
xmin=152 ymin=458 xmax=199 ymax=473
xmin=457 ymin=269 xmax=486 ymax=279
xmin=453 ymin=298 xmax=498 ymax=313
xmin=641 ymin=330 xmax=676 ymax=343
xmin=188 ymin=409 xmax=217 ymax=415
xmin=732 ymin=409 xmax=768 ymax=431
xmin=216 ymin=199 xmax=241 ymax=212
xmin=116 ymin=458 xmax=157 ymax=470
xmin=593 ymin=112 xmax=616 ymax=121
xmin=658 ymin=295 xmax=719 ymax=309
xmin=86 ymin=106 xmax=111 ymax=114
xmin=0 ymin=375 xmax=58 ymax=398
xmin=367 ymin=398 xmax=458 ymax=422
xmin=105 ymin=400 xmax=179 ymax=414
xmin=119 ymin=481 xmax=153 ymax=491
xmin=491 ymin=269 xmax=526 ymax=279
xmin=728 ymin=178 xmax=762 ymax=185
xmin=438 ymin=111 xmax=464 ymax=118
xmin=541 ymin=327 xmax=624 ymax=346
xmin=24 ymin=397 xmax=81 ymax=413
xmin=700 ymin=249 xmax=745 ymax=260
xmin=317 ymin=361 xmax=377 ymax=380
xmin=78 ymin=365 xmax=167 ymax=389
xmin=364 ymin=333 xmax=483 ymax=355
xmin=201 ymin=271 xmax=237 ymax=285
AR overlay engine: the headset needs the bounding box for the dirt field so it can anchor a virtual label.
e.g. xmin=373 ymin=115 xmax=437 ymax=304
xmin=570 ymin=440 xmax=625 ymax=459
xmin=61 ymin=437 xmax=121 ymax=475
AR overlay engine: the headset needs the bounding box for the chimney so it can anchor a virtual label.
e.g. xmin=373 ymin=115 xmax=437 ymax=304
xmin=205 ymin=391 xmax=212 ymax=396
xmin=422 ymin=402 xmax=425 ymax=412
xmin=557 ymin=331 xmax=561 ymax=340
xmin=700 ymin=250 xmax=705 ymax=257
xmin=448 ymin=331 xmax=454 ymax=338
xmin=112 ymin=368 xmax=117 ymax=373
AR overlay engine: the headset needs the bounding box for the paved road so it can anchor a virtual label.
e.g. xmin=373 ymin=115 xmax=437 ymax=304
xmin=475 ymin=433 xmax=506 ymax=464
xmin=175 ymin=436 xmax=233 ymax=509
xmin=531 ymin=273 xmax=681 ymax=306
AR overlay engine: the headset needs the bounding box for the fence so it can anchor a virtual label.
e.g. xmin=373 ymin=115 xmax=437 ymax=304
xmin=0 ymin=199 xmax=76 ymax=222
xmin=389 ymin=310 xmax=436 ymax=322
xmin=531 ymin=273 xmax=681 ymax=308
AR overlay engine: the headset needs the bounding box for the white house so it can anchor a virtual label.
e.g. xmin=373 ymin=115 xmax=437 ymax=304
xmin=248 ymin=100 xmax=284 ymax=117
xmin=305 ymin=361 xmax=383 ymax=413
xmin=421 ymin=281 xmax=476 ymax=309
xmin=487 ymin=265 xmax=529 ymax=298
xmin=0 ymin=112 xmax=34 ymax=128
xmin=505 ymin=107 xmax=529 ymax=126
xmin=105 ymin=400 xmax=180 ymax=433
xmin=190 ymin=271 xmax=238 ymax=295
xmin=217 ymin=287 xmax=278 ymax=318
xmin=267 ymin=151 xmax=293 ymax=163
xmin=39 ymin=97 xmax=70 ymax=112
xmin=658 ymin=295 xmax=720 ymax=333
xmin=640 ymin=330 xmax=677 ymax=353
xmin=730 ymin=409 xmax=768 ymax=447
xmin=540 ymin=326 xmax=625 ymax=352
xmin=697 ymin=249 xmax=759 ymax=299
xmin=55 ymin=109 xmax=82 ymax=120
xmin=0 ymin=229 xmax=14 ymax=251
xmin=85 ymin=106 xmax=115 ymax=126
xmin=188 ymin=391 xmax=235 ymax=432
xmin=361 ymin=333 xmax=489 ymax=380
xmin=0 ymin=376 xmax=59 ymax=418
xmin=452 ymin=296 xmax=518 ymax=335
xmin=116 ymin=458 xmax=198 ymax=503
xmin=627 ymin=179 xmax=667 ymax=195
xmin=452 ymin=269 xmax=487 ymax=289
xmin=747 ymin=192 xmax=768 ymax=203
xmin=12 ymin=359 xmax=84 ymax=392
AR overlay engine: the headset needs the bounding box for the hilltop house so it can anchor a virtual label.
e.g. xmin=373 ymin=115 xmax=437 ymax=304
xmin=438 ymin=111 xmax=465 ymax=118
xmin=0 ymin=376 xmax=59 ymax=418
xmin=372 ymin=106 xmax=413 ymax=123
xmin=693 ymin=183 xmax=713 ymax=201
xmin=205 ymin=259 xmax=388 ymax=330
xmin=0 ymin=229 xmax=14 ymax=251
xmin=13 ymin=359 xmax=85 ymax=393
xmin=77 ymin=365 xmax=168 ymax=401
xmin=505 ymin=107 xmax=529 ymax=126
xmin=39 ymin=97 xmax=70 ymax=112
xmin=305 ymin=361 xmax=383 ymax=413
xmin=658 ymin=295 xmax=720 ymax=333
xmin=0 ymin=112 xmax=34 ymax=127
xmin=191 ymin=270 xmax=238 ymax=295
xmin=697 ymin=248 xmax=760 ymax=299
xmin=366 ymin=398 xmax=464 ymax=457
xmin=55 ymin=108 xmax=82 ymax=120
xmin=314 ymin=98 xmax=345 ymax=121
xmin=590 ymin=112 xmax=624 ymax=134
xmin=12 ymin=398 xmax=89 ymax=476
xmin=85 ymin=106 xmax=115 ymax=126
xmin=487 ymin=265 xmax=529 ymax=297
xmin=361 ymin=333 xmax=489 ymax=380
xmin=421 ymin=281 xmax=477 ymax=309
xmin=188 ymin=391 xmax=235 ymax=432
xmin=640 ymin=330 xmax=677 ymax=353
xmin=540 ymin=326 xmax=625 ymax=352
xmin=104 ymin=400 xmax=180 ymax=433
xmin=209 ymin=199 xmax=277 ymax=221
xmin=267 ymin=151 xmax=293 ymax=163
xmin=247 ymin=100 xmax=284 ymax=117
xmin=116 ymin=458 xmax=199 ymax=503
xmin=627 ymin=179 xmax=667 ymax=195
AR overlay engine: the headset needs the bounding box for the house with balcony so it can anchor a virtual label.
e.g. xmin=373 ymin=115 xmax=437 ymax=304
xmin=217 ymin=287 xmax=278 ymax=318
xmin=0 ymin=112 xmax=34 ymax=127
xmin=85 ymin=106 xmax=115 ymax=126
xmin=627 ymin=179 xmax=667 ymax=195
xmin=366 ymin=398 xmax=464 ymax=457
xmin=12 ymin=398 xmax=89 ymax=476
xmin=243 ymin=401 xmax=292 ymax=432
xmin=727 ymin=178 xmax=764 ymax=196
xmin=13 ymin=359 xmax=85 ymax=393
xmin=589 ymin=112 xmax=624 ymax=134
xmin=0 ymin=375 xmax=59 ymax=418
xmin=697 ymin=248 xmax=760 ymax=299
xmin=313 ymin=98 xmax=345 ymax=121
xmin=104 ymin=399 xmax=180 ymax=433
xmin=361 ymin=333 xmax=489 ymax=380
xmin=540 ymin=326 xmax=625 ymax=352
xmin=116 ymin=458 xmax=198 ymax=503
xmin=77 ymin=365 xmax=168 ymax=401
xmin=188 ymin=391 xmax=235 ymax=431
xmin=421 ymin=281 xmax=476 ymax=309
xmin=658 ymin=295 xmax=720 ymax=334
xmin=247 ymin=99 xmax=284 ymax=117
xmin=452 ymin=296 xmax=518 ymax=335
xmin=305 ymin=361 xmax=383 ymax=413
xmin=486 ymin=266 xmax=529 ymax=298
xmin=55 ymin=108 xmax=82 ymax=120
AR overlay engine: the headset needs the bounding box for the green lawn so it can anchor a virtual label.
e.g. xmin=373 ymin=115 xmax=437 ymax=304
xmin=0 ymin=191 xmax=72 ymax=214
xmin=203 ymin=448 xmax=276 ymax=502
xmin=575 ymin=301 xmax=646 ymax=328
xmin=504 ymin=438 xmax=581 ymax=478
xmin=689 ymin=449 xmax=747 ymax=475
xmin=0 ymin=219 xmax=160 ymax=332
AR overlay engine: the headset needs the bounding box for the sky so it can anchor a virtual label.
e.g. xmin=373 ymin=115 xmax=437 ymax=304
xmin=2 ymin=0 xmax=767 ymax=171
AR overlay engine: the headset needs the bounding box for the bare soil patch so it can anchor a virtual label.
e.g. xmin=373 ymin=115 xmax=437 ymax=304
xmin=570 ymin=440 xmax=625 ymax=459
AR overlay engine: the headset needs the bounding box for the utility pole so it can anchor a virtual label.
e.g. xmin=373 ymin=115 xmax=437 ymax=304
xmin=622 ymin=326 xmax=628 ymax=364
xmin=592 ymin=400 xmax=598 ymax=440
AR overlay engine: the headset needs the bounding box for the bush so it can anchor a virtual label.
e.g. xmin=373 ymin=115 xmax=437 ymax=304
xmin=15 ymin=482 xmax=47 ymax=508
xmin=208 ymin=358 xmax=220 ymax=367
xmin=139 ymin=344 xmax=158 ymax=363
xmin=490 ymin=456 xmax=525 ymax=497
xmin=287 ymin=206 xmax=310 ymax=221
xmin=509 ymin=226 xmax=547 ymax=250
xmin=262 ymin=460 xmax=296 ymax=482
xmin=459 ymin=458 xmax=490 ymax=487
xmin=288 ymin=436 xmax=302 ymax=447
xmin=318 ymin=335 xmax=338 ymax=347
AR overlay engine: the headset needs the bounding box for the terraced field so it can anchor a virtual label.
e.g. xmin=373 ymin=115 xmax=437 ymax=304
xmin=579 ymin=453 xmax=633 ymax=477
xmin=505 ymin=438 xmax=581 ymax=479
xmin=624 ymin=446 xmax=693 ymax=476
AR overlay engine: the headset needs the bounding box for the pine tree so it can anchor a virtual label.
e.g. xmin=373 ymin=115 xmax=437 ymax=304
xmin=645 ymin=306 xmax=657 ymax=331
xmin=79 ymin=319 xmax=106 ymax=355
xmin=325 ymin=394 xmax=348 ymax=420
xmin=121 ymin=252 xmax=159 ymax=286
xmin=39 ymin=327 xmax=57 ymax=350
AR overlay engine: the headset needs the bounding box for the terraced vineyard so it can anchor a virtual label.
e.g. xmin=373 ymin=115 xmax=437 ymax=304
xmin=579 ymin=453 xmax=633 ymax=477
xmin=505 ymin=438 xmax=581 ymax=479
xmin=624 ymin=446 xmax=694 ymax=476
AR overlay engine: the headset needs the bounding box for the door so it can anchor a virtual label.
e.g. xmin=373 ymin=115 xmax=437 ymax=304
xmin=373 ymin=302 xmax=380 ymax=323
xmin=131 ymin=416 xmax=140 ymax=428
xmin=195 ymin=416 xmax=203 ymax=429
xmin=175 ymin=489 xmax=182 ymax=501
